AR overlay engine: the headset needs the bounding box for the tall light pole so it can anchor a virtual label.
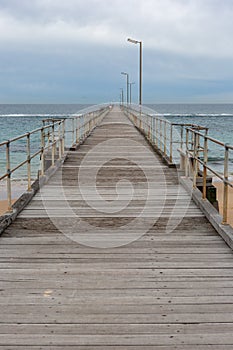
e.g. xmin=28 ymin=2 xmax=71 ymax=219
xmin=129 ymin=82 xmax=135 ymax=104
xmin=121 ymin=72 xmax=129 ymax=105
xmin=127 ymin=38 xmax=142 ymax=106
xmin=120 ymin=88 xmax=124 ymax=105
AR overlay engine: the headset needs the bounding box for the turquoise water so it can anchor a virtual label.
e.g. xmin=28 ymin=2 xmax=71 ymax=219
xmin=147 ymin=104 xmax=233 ymax=174
xmin=0 ymin=104 xmax=91 ymax=181
xmin=0 ymin=104 xmax=90 ymax=143
xmin=148 ymin=103 xmax=233 ymax=146
xmin=0 ymin=103 xmax=232 ymax=181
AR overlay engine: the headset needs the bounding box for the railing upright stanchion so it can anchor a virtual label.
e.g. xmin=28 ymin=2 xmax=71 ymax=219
xmin=155 ymin=118 xmax=158 ymax=148
xmin=72 ymin=118 xmax=75 ymax=146
xmin=80 ymin=116 xmax=83 ymax=142
xmin=159 ymin=120 xmax=162 ymax=151
xmin=170 ymin=125 xmax=173 ymax=163
xmin=76 ymin=118 xmax=79 ymax=144
xmin=193 ymin=132 xmax=198 ymax=189
xmin=152 ymin=117 xmax=155 ymax=145
xmin=164 ymin=121 xmax=167 ymax=156
xmin=58 ymin=123 xmax=62 ymax=160
xmin=181 ymin=126 xmax=184 ymax=150
xmin=185 ymin=129 xmax=189 ymax=177
xmin=52 ymin=123 xmax=55 ymax=167
xmin=197 ymin=132 xmax=200 ymax=173
xmin=40 ymin=127 xmax=45 ymax=176
xmin=222 ymin=145 xmax=229 ymax=224
xmin=6 ymin=141 xmax=12 ymax=212
xmin=26 ymin=133 xmax=31 ymax=191
xmin=62 ymin=120 xmax=65 ymax=155
xmin=202 ymin=135 xmax=208 ymax=200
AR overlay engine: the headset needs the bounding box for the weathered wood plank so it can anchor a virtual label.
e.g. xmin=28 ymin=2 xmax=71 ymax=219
xmin=1 ymin=106 xmax=233 ymax=348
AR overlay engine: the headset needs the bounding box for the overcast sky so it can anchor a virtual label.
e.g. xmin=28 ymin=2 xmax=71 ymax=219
xmin=0 ymin=0 xmax=233 ymax=104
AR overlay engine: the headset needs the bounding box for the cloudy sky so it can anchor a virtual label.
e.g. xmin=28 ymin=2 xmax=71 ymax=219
xmin=0 ymin=0 xmax=233 ymax=104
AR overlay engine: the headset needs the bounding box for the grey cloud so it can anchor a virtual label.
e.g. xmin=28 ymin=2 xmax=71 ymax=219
xmin=1 ymin=0 xmax=233 ymax=103
xmin=0 ymin=0 xmax=233 ymax=58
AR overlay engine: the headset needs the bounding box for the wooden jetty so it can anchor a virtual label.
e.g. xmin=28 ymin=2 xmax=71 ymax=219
xmin=1 ymin=105 xmax=233 ymax=348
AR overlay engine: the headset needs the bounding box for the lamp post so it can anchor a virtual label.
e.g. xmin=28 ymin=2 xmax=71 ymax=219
xmin=120 ymin=88 xmax=124 ymax=105
xmin=121 ymin=72 xmax=129 ymax=105
xmin=127 ymin=38 xmax=142 ymax=106
xmin=129 ymin=82 xmax=135 ymax=104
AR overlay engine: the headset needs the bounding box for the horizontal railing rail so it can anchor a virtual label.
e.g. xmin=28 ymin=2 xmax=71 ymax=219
xmin=184 ymin=127 xmax=233 ymax=224
xmin=0 ymin=105 xmax=110 ymax=214
xmin=123 ymin=104 xmax=208 ymax=164
xmin=123 ymin=104 xmax=232 ymax=225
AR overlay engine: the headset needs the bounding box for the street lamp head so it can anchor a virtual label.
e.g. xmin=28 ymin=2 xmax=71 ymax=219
xmin=121 ymin=72 xmax=127 ymax=76
xmin=127 ymin=38 xmax=140 ymax=44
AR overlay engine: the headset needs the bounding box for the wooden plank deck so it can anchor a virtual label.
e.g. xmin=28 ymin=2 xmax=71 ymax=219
xmin=1 ymin=105 xmax=233 ymax=348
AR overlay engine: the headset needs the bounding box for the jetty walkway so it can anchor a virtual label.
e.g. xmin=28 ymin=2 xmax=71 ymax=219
xmin=1 ymin=105 xmax=233 ymax=348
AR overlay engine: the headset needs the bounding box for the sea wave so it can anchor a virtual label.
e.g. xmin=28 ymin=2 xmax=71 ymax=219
xmin=0 ymin=113 xmax=79 ymax=117
xmin=151 ymin=113 xmax=233 ymax=117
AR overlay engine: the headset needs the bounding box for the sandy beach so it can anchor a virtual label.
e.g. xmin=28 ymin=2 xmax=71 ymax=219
xmin=0 ymin=199 xmax=16 ymax=216
xmin=0 ymin=181 xmax=26 ymax=216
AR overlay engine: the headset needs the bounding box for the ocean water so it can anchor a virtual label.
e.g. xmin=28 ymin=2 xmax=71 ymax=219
xmin=146 ymin=104 xmax=233 ymax=174
xmin=0 ymin=104 xmax=91 ymax=186
xmin=147 ymin=103 xmax=233 ymax=144
xmin=0 ymin=103 xmax=232 ymax=183
xmin=0 ymin=104 xmax=91 ymax=143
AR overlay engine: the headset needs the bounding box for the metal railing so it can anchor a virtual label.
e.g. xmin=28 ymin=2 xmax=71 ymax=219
xmin=124 ymin=105 xmax=232 ymax=225
xmin=185 ymin=127 xmax=233 ymax=224
xmin=124 ymin=105 xmax=207 ymax=164
xmin=0 ymin=105 xmax=109 ymax=213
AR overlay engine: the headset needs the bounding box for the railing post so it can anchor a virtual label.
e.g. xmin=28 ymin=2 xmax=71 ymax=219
xmin=202 ymin=135 xmax=208 ymax=200
xmin=26 ymin=133 xmax=31 ymax=191
xmin=222 ymin=145 xmax=229 ymax=225
xmin=152 ymin=117 xmax=155 ymax=145
xmin=147 ymin=116 xmax=149 ymax=139
xmin=140 ymin=113 xmax=142 ymax=130
xmin=185 ymin=129 xmax=189 ymax=177
xmin=89 ymin=118 xmax=91 ymax=134
xmin=76 ymin=118 xmax=79 ymax=144
xmin=193 ymin=132 xmax=198 ymax=188
xmin=6 ymin=141 xmax=12 ymax=212
xmin=80 ymin=116 xmax=83 ymax=142
xmin=155 ymin=118 xmax=158 ymax=148
xmin=159 ymin=120 xmax=162 ymax=151
xmin=62 ymin=120 xmax=65 ymax=155
xmin=83 ymin=115 xmax=86 ymax=137
xmin=52 ymin=123 xmax=55 ymax=167
xmin=197 ymin=131 xmax=200 ymax=173
xmin=180 ymin=126 xmax=184 ymax=150
xmin=58 ymin=123 xmax=62 ymax=160
xmin=40 ymin=127 xmax=45 ymax=176
xmin=164 ymin=121 xmax=167 ymax=156
xmin=169 ymin=125 xmax=173 ymax=163
xmin=72 ymin=118 xmax=75 ymax=146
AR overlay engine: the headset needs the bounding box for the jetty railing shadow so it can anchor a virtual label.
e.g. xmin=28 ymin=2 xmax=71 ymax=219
xmin=123 ymin=104 xmax=233 ymax=225
xmin=0 ymin=105 xmax=109 ymax=214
